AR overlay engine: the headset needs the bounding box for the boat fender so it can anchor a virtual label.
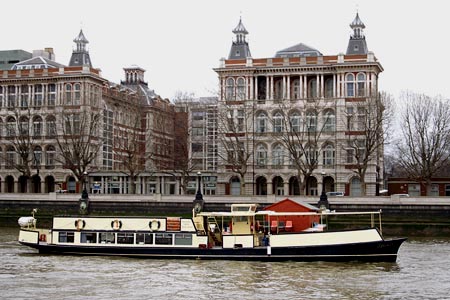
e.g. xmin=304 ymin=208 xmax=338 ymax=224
xmin=39 ymin=234 xmax=46 ymax=242
xmin=111 ymin=220 xmax=122 ymax=230
xmin=149 ymin=220 xmax=161 ymax=231
xmin=74 ymin=219 xmax=86 ymax=230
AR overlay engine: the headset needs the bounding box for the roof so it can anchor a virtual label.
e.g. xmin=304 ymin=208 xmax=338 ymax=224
xmin=264 ymin=198 xmax=319 ymax=212
xmin=350 ymin=12 xmax=365 ymax=29
xmin=12 ymin=56 xmax=66 ymax=69
xmin=74 ymin=29 xmax=89 ymax=44
xmin=275 ymin=43 xmax=322 ymax=57
xmin=232 ymin=17 xmax=248 ymax=34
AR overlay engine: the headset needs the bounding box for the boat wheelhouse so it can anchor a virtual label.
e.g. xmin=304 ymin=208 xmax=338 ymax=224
xmin=18 ymin=203 xmax=406 ymax=262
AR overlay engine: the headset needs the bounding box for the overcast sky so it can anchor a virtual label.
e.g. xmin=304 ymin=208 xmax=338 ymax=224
xmin=2 ymin=0 xmax=449 ymax=101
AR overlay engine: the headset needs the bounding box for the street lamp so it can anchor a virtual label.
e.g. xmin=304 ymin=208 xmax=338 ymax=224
xmin=318 ymin=171 xmax=329 ymax=210
xmin=193 ymin=171 xmax=204 ymax=213
xmin=79 ymin=171 xmax=89 ymax=214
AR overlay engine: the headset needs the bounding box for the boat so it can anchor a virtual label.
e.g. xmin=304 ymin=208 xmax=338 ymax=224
xmin=18 ymin=203 xmax=406 ymax=262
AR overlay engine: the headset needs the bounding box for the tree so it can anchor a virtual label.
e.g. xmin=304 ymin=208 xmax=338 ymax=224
xmin=55 ymin=109 xmax=101 ymax=185
xmin=272 ymin=99 xmax=333 ymax=195
xmin=217 ymin=101 xmax=253 ymax=195
xmin=343 ymin=92 xmax=393 ymax=195
xmin=396 ymin=92 xmax=450 ymax=195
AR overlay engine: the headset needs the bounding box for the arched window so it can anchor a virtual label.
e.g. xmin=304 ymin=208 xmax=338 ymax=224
xmin=6 ymin=146 xmax=15 ymax=169
xmin=306 ymin=110 xmax=317 ymax=132
xmin=346 ymin=73 xmax=355 ymax=97
xmin=19 ymin=116 xmax=29 ymax=135
xmin=308 ymin=78 xmax=317 ymax=98
xmin=256 ymin=144 xmax=267 ymax=167
xmin=6 ymin=116 xmax=16 ymax=137
xmin=236 ymin=78 xmax=245 ymax=100
xmin=305 ymin=144 xmax=318 ymax=164
xmin=323 ymin=109 xmax=335 ymax=132
xmin=33 ymin=146 xmax=42 ymax=166
xmin=322 ymin=144 xmax=335 ymax=167
xmin=46 ymin=145 xmax=56 ymax=168
xmin=256 ymin=112 xmax=267 ymax=133
xmin=273 ymin=112 xmax=284 ymax=133
xmin=350 ymin=177 xmax=361 ymax=196
xmin=33 ymin=116 xmax=43 ymax=137
xmin=74 ymin=83 xmax=81 ymax=104
xmin=46 ymin=116 xmax=56 ymax=137
xmin=325 ymin=78 xmax=333 ymax=98
xmin=272 ymin=144 xmax=284 ymax=166
xmin=225 ymin=78 xmax=235 ymax=101
xmin=357 ymin=73 xmax=366 ymax=97
xmin=289 ymin=111 xmax=301 ymax=132
xmin=65 ymin=84 xmax=72 ymax=104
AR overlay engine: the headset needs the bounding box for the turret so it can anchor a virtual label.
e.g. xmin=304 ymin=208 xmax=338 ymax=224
xmin=228 ymin=17 xmax=251 ymax=59
xmin=346 ymin=13 xmax=368 ymax=55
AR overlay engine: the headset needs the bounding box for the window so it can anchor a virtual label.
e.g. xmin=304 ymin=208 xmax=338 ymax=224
xmin=357 ymin=73 xmax=366 ymax=97
xmin=155 ymin=233 xmax=173 ymax=245
xmin=346 ymin=107 xmax=355 ymax=130
xmin=74 ymin=83 xmax=81 ymax=104
xmin=256 ymin=144 xmax=267 ymax=167
xmin=6 ymin=117 xmax=16 ymax=137
xmin=20 ymin=85 xmax=29 ymax=108
xmin=289 ymin=112 xmax=301 ymax=132
xmin=0 ymin=86 xmax=3 ymax=107
xmin=308 ymin=78 xmax=317 ymax=98
xmin=272 ymin=144 xmax=284 ymax=166
xmin=33 ymin=146 xmax=42 ymax=166
xmin=273 ymin=112 xmax=284 ymax=133
xmin=192 ymin=127 xmax=204 ymax=136
xmin=192 ymin=111 xmax=205 ymax=121
xmin=236 ymin=78 xmax=245 ymax=100
xmin=99 ymin=232 xmax=115 ymax=244
xmin=237 ymin=110 xmax=245 ymax=132
xmin=81 ymin=232 xmax=97 ymax=243
xmin=19 ymin=117 xmax=29 ymax=135
xmin=325 ymin=78 xmax=333 ymax=98
xmin=58 ymin=232 xmax=75 ymax=243
xmin=346 ymin=73 xmax=355 ymax=97
xmin=47 ymin=84 xmax=56 ymax=106
xmin=33 ymin=117 xmax=43 ymax=137
xmin=346 ymin=148 xmax=355 ymax=164
xmin=306 ymin=111 xmax=317 ymax=132
xmin=117 ymin=233 xmax=134 ymax=244
xmin=191 ymin=143 xmax=203 ymax=152
xmin=65 ymin=114 xmax=80 ymax=134
xmin=175 ymin=233 xmax=192 ymax=245
xmin=34 ymin=84 xmax=43 ymax=107
xmin=6 ymin=146 xmax=15 ymax=169
xmin=408 ymin=184 xmax=420 ymax=196
xmin=46 ymin=145 xmax=56 ymax=168
xmin=225 ymin=78 xmax=235 ymax=101
xmin=136 ymin=233 xmax=153 ymax=244
xmin=323 ymin=110 xmax=335 ymax=132
xmin=7 ymin=86 xmax=16 ymax=108
xmin=46 ymin=116 xmax=56 ymax=137
xmin=292 ymin=79 xmax=300 ymax=99
xmin=305 ymin=146 xmax=318 ymax=164
xmin=256 ymin=112 xmax=267 ymax=133
xmin=65 ymin=84 xmax=72 ymax=104
xmin=274 ymin=79 xmax=283 ymax=100
xmin=357 ymin=107 xmax=366 ymax=131
xmin=323 ymin=144 xmax=335 ymax=166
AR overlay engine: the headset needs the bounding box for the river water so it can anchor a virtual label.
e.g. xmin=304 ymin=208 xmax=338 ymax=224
xmin=1 ymin=227 xmax=449 ymax=300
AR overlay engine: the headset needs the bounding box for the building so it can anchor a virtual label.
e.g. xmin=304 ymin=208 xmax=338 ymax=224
xmin=0 ymin=30 xmax=180 ymax=195
xmin=213 ymin=13 xmax=384 ymax=196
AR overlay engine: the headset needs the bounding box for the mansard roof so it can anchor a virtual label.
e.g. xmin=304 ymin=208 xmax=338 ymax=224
xmin=275 ymin=43 xmax=322 ymax=57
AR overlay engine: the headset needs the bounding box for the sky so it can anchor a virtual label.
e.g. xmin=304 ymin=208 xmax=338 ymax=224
xmin=2 ymin=0 xmax=450 ymax=101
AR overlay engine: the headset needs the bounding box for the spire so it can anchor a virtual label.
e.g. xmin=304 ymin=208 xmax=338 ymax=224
xmin=346 ymin=12 xmax=368 ymax=55
xmin=228 ymin=17 xmax=251 ymax=59
xmin=69 ymin=29 xmax=92 ymax=67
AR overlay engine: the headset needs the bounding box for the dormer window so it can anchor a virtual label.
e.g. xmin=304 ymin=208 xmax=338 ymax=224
xmin=354 ymin=45 xmax=359 ymax=51
xmin=235 ymin=50 xmax=240 ymax=57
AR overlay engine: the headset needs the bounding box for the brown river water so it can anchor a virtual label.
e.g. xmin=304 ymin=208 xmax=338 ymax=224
xmin=1 ymin=227 xmax=449 ymax=300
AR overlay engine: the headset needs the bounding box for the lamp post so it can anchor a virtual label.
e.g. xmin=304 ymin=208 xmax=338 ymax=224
xmin=193 ymin=171 xmax=204 ymax=213
xmin=79 ymin=171 xmax=89 ymax=214
xmin=318 ymin=171 xmax=329 ymax=210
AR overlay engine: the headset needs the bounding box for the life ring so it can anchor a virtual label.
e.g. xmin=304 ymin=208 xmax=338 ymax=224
xmin=149 ymin=220 xmax=161 ymax=231
xmin=39 ymin=234 xmax=46 ymax=242
xmin=111 ymin=220 xmax=122 ymax=230
xmin=74 ymin=219 xmax=86 ymax=230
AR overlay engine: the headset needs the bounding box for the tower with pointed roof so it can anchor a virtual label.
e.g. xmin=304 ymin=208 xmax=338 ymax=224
xmin=69 ymin=29 xmax=92 ymax=67
xmin=228 ymin=18 xmax=251 ymax=59
xmin=346 ymin=13 xmax=368 ymax=55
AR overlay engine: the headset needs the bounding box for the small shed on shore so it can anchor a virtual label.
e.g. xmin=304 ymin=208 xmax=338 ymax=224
xmin=263 ymin=198 xmax=320 ymax=232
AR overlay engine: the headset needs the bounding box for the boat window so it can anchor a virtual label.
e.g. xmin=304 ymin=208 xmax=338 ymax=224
xmin=58 ymin=231 xmax=75 ymax=243
xmin=174 ymin=233 xmax=192 ymax=246
xmin=81 ymin=232 xmax=97 ymax=244
xmin=117 ymin=233 xmax=134 ymax=244
xmin=136 ymin=233 xmax=153 ymax=245
xmin=99 ymin=232 xmax=115 ymax=244
xmin=155 ymin=233 xmax=173 ymax=245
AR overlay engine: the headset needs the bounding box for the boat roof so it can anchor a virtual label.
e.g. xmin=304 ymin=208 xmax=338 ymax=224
xmin=198 ymin=209 xmax=382 ymax=218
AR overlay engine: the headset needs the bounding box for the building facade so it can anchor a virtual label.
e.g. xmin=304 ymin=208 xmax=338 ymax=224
xmin=213 ymin=14 xmax=384 ymax=196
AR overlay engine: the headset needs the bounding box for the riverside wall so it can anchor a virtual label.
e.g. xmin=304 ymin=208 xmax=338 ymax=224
xmin=1 ymin=193 xmax=450 ymax=236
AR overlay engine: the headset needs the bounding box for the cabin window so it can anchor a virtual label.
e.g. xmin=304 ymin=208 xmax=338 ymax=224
xmin=155 ymin=233 xmax=173 ymax=245
xmin=99 ymin=232 xmax=115 ymax=244
xmin=136 ymin=233 xmax=153 ymax=245
xmin=117 ymin=233 xmax=134 ymax=244
xmin=174 ymin=233 xmax=192 ymax=246
xmin=81 ymin=232 xmax=97 ymax=243
xmin=58 ymin=232 xmax=75 ymax=243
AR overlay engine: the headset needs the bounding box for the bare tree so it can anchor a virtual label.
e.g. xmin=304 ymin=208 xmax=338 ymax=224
xmin=396 ymin=92 xmax=450 ymax=195
xmin=217 ymin=101 xmax=253 ymax=195
xmin=272 ymin=100 xmax=333 ymax=195
xmin=113 ymin=103 xmax=146 ymax=194
xmin=343 ymin=92 xmax=393 ymax=195
xmin=55 ymin=109 xmax=101 ymax=184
